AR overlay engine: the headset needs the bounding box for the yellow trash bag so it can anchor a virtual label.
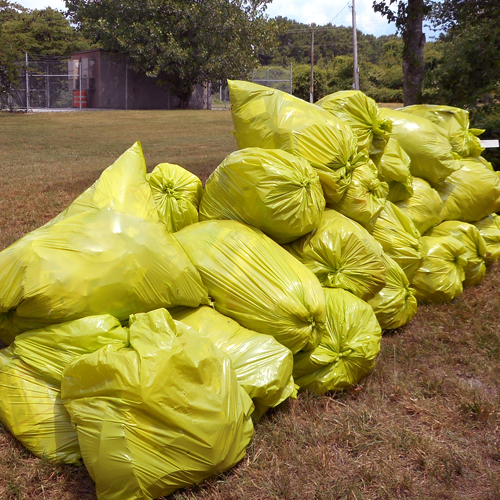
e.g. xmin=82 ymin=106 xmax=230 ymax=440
xmin=293 ymin=288 xmax=381 ymax=394
xmin=228 ymin=79 xmax=364 ymax=205
xmin=371 ymin=201 xmax=423 ymax=281
xmin=284 ymin=209 xmax=386 ymax=301
xmin=396 ymin=177 xmax=443 ymax=235
xmin=436 ymin=156 xmax=500 ymax=223
xmin=410 ymin=236 xmax=467 ymax=303
xmin=0 ymin=315 xmax=128 ymax=464
xmin=0 ymin=356 xmax=79 ymax=464
xmin=199 ymin=148 xmax=325 ymax=244
xmin=425 ymin=221 xmax=489 ymax=287
xmin=367 ymin=253 xmax=417 ymax=330
xmin=473 ymin=214 xmax=500 ymax=265
xmin=0 ymin=142 xmax=209 ymax=344
xmin=147 ymin=162 xmax=203 ymax=233
xmin=374 ymin=137 xmax=413 ymax=203
xmin=61 ymin=308 xmax=254 ymax=500
xmin=332 ymin=160 xmax=389 ymax=231
xmin=379 ymin=107 xmax=460 ymax=187
xmin=170 ymin=305 xmax=296 ymax=420
xmin=316 ymin=90 xmax=392 ymax=161
xmin=175 ymin=220 xmax=326 ymax=354
xmin=399 ymin=104 xmax=484 ymax=158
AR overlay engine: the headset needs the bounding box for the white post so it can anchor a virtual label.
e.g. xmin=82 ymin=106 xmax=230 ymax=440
xmin=46 ymin=62 xmax=50 ymax=108
xmin=79 ymin=58 xmax=82 ymax=110
xmin=25 ymin=52 xmax=29 ymax=112
xmin=290 ymin=61 xmax=293 ymax=95
xmin=310 ymin=27 xmax=315 ymax=103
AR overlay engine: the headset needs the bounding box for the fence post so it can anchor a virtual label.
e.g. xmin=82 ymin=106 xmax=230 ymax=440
xmin=79 ymin=57 xmax=82 ymax=110
xmin=25 ymin=52 xmax=29 ymax=112
xmin=46 ymin=61 xmax=50 ymax=108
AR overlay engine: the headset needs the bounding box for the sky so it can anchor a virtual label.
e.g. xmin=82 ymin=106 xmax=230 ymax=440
xmin=16 ymin=0 xmax=399 ymax=38
xmin=265 ymin=0 xmax=398 ymax=37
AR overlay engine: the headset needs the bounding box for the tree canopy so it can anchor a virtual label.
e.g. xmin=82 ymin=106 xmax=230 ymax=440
xmin=0 ymin=2 xmax=92 ymax=105
xmin=65 ymin=0 xmax=277 ymax=105
xmin=429 ymin=0 xmax=500 ymax=107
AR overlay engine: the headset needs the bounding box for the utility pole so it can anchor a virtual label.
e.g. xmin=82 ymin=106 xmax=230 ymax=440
xmin=310 ymin=25 xmax=315 ymax=103
xmin=352 ymin=0 xmax=359 ymax=90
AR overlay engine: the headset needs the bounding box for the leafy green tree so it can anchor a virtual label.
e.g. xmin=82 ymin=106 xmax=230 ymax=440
xmin=429 ymin=0 xmax=500 ymax=168
xmin=0 ymin=1 xmax=25 ymax=105
xmin=2 ymin=7 xmax=93 ymax=56
xmin=292 ymin=63 xmax=328 ymax=102
xmin=430 ymin=0 xmax=500 ymax=107
xmin=66 ymin=0 xmax=277 ymax=107
xmin=373 ymin=0 xmax=431 ymax=105
xmin=0 ymin=3 xmax=92 ymax=106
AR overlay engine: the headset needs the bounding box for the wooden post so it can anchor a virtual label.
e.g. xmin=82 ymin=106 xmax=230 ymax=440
xmin=310 ymin=27 xmax=315 ymax=103
xmin=352 ymin=0 xmax=359 ymax=90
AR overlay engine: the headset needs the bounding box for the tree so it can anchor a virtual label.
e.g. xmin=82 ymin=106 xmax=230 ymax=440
xmin=0 ymin=0 xmax=25 ymax=106
xmin=66 ymin=0 xmax=278 ymax=107
xmin=430 ymin=0 xmax=500 ymax=107
xmin=373 ymin=0 xmax=430 ymax=105
xmin=291 ymin=63 xmax=328 ymax=102
xmin=0 ymin=3 xmax=93 ymax=107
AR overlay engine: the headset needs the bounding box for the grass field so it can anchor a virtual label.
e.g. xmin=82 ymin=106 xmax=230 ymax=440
xmin=1 ymin=110 xmax=500 ymax=500
xmin=0 ymin=110 xmax=236 ymax=249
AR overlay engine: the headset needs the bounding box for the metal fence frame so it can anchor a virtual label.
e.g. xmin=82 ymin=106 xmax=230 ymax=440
xmin=252 ymin=63 xmax=293 ymax=94
xmin=212 ymin=64 xmax=293 ymax=110
xmin=4 ymin=53 xmax=77 ymax=111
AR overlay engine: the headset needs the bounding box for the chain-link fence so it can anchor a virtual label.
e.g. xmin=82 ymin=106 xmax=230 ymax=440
xmin=5 ymin=55 xmax=73 ymax=110
xmin=212 ymin=65 xmax=293 ymax=110
xmin=252 ymin=65 xmax=293 ymax=94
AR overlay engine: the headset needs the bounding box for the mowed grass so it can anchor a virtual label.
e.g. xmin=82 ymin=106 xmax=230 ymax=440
xmin=1 ymin=110 xmax=500 ymax=500
xmin=0 ymin=109 xmax=236 ymax=249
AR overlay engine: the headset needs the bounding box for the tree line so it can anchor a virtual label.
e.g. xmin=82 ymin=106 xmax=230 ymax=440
xmin=1 ymin=0 xmax=499 ymax=114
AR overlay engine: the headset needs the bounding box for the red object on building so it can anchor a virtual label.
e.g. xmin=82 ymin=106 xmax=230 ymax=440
xmin=73 ymin=90 xmax=87 ymax=108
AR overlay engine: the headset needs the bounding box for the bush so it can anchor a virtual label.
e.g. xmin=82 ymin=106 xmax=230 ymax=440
xmin=292 ymin=64 xmax=329 ymax=102
xmin=364 ymin=87 xmax=403 ymax=104
xmin=471 ymin=104 xmax=500 ymax=170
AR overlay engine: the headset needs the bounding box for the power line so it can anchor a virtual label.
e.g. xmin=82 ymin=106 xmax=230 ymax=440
xmin=328 ymin=1 xmax=351 ymax=25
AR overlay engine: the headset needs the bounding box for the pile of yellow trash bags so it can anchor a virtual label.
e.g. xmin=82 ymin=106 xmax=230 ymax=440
xmin=1 ymin=82 xmax=500 ymax=500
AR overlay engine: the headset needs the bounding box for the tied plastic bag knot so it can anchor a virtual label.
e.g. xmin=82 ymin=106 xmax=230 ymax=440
xmin=339 ymin=347 xmax=353 ymax=359
xmin=301 ymin=178 xmax=313 ymax=205
xmin=372 ymin=117 xmax=392 ymax=137
xmin=311 ymin=345 xmax=340 ymax=365
xmin=161 ymin=183 xmax=178 ymax=199
xmin=326 ymin=271 xmax=341 ymax=288
xmin=456 ymin=254 xmax=468 ymax=268
xmin=369 ymin=177 xmax=382 ymax=193
xmin=351 ymin=150 xmax=369 ymax=170
xmin=340 ymin=151 xmax=367 ymax=178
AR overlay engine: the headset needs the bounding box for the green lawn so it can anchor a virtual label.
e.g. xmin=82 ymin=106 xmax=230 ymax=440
xmin=0 ymin=109 xmax=236 ymax=249
xmin=1 ymin=109 xmax=500 ymax=500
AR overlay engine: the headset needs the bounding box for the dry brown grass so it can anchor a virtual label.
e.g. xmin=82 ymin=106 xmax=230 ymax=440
xmin=0 ymin=109 xmax=236 ymax=249
xmin=378 ymin=103 xmax=404 ymax=110
xmin=1 ymin=110 xmax=500 ymax=500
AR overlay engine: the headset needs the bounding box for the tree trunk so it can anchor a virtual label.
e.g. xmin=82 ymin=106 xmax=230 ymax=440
xmin=178 ymin=92 xmax=192 ymax=109
xmin=402 ymin=0 xmax=426 ymax=105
